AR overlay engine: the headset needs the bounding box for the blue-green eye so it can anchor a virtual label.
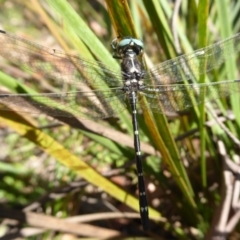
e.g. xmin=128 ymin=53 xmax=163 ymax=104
xmin=111 ymin=37 xmax=144 ymax=58
xmin=118 ymin=38 xmax=143 ymax=49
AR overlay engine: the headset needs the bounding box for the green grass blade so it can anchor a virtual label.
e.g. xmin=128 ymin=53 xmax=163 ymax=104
xmin=198 ymin=0 xmax=209 ymax=187
xmin=216 ymin=0 xmax=240 ymax=126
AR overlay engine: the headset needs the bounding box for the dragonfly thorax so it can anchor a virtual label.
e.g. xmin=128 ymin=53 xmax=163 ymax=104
xmin=111 ymin=36 xmax=145 ymax=93
xmin=121 ymin=52 xmax=143 ymax=77
xmin=121 ymin=50 xmax=144 ymax=93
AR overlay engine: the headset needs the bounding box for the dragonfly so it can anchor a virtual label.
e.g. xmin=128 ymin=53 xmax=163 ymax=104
xmin=0 ymin=29 xmax=240 ymax=230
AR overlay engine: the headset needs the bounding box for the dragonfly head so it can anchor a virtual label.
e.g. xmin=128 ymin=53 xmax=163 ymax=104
xmin=111 ymin=37 xmax=144 ymax=59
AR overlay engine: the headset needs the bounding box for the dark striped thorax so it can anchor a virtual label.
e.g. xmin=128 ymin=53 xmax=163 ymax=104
xmin=111 ymin=37 xmax=145 ymax=96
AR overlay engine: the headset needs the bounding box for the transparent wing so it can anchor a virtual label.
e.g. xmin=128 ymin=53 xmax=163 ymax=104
xmin=0 ymin=88 xmax=127 ymax=119
xmin=144 ymin=33 xmax=240 ymax=84
xmin=0 ymin=30 xmax=123 ymax=89
xmin=140 ymin=80 xmax=240 ymax=113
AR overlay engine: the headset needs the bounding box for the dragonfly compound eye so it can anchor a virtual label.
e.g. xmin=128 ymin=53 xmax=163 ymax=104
xmin=118 ymin=37 xmax=144 ymax=56
xmin=111 ymin=37 xmax=144 ymax=58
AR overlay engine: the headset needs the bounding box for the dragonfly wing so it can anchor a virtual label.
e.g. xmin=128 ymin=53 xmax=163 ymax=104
xmin=143 ymin=33 xmax=240 ymax=85
xmin=0 ymin=31 xmax=123 ymax=89
xmin=0 ymin=88 xmax=127 ymax=119
xmin=140 ymin=80 xmax=240 ymax=113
